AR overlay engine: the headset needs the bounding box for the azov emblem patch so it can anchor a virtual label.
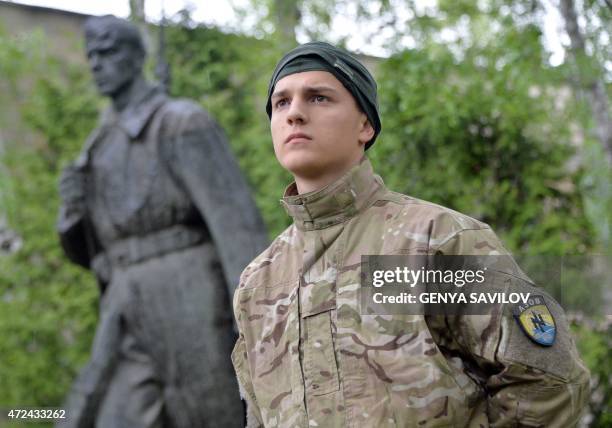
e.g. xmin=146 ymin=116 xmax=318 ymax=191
xmin=513 ymin=295 xmax=556 ymax=346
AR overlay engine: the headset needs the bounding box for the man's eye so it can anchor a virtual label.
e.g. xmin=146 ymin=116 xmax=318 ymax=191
xmin=275 ymin=99 xmax=288 ymax=109
xmin=312 ymin=95 xmax=328 ymax=103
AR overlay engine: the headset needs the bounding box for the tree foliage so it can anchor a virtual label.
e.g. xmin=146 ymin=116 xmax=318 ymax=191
xmin=0 ymin=30 xmax=99 ymax=412
xmin=374 ymin=27 xmax=594 ymax=256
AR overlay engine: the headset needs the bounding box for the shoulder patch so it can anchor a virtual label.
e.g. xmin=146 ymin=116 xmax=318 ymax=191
xmin=512 ymin=295 xmax=556 ymax=346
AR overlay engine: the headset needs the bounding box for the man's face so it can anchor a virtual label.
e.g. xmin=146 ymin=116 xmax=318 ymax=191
xmin=85 ymin=35 xmax=143 ymax=97
xmin=270 ymin=70 xmax=374 ymax=181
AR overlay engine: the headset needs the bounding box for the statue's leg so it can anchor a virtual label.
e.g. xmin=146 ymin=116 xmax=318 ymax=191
xmin=95 ymin=329 xmax=164 ymax=428
xmin=57 ymin=276 xmax=126 ymax=428
xmin=125 ymin=243 xmax=244 ymax=428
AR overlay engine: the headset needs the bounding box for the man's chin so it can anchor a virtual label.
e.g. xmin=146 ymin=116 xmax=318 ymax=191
xmin=281 ymin=154 xmax=323 ymax=176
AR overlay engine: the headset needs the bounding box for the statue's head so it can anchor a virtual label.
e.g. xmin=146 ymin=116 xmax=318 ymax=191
xmin=84 ymin=15 xmax=146 ymax=97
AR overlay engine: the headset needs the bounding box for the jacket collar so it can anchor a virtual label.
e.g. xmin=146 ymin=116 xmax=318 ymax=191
xmin=280 ymin=157 xmax=383 ymax=231
xmin=100 ymin=83 xmax=167 ymax=140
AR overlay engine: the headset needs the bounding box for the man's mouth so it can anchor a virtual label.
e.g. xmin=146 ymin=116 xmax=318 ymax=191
xmin=285 ymin=132 xmax=312 ymax=144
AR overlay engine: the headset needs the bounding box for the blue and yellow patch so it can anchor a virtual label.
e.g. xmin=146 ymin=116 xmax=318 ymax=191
xmin=513 ymin=295 xmax=556 ymax=346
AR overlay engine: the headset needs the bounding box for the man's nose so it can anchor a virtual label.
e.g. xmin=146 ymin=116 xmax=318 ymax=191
xmin=286 ymin=98 xmax=307 ymax=125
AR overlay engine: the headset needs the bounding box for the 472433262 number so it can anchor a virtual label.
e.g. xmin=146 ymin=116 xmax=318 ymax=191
xmin=6 ymin=408 xmax=66 ymax=420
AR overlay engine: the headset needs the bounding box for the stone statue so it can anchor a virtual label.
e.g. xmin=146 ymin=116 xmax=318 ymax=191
xmin=56 ymin=15 xmax=268 ymax=428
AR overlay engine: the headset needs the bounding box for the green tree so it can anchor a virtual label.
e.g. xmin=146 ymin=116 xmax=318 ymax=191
xmin=0 ymin=30 xmax=99 ymax=411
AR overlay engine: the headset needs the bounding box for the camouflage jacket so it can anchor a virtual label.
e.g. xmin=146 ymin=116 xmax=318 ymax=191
xmin=232 ymin=158 xmax=590 ymax=427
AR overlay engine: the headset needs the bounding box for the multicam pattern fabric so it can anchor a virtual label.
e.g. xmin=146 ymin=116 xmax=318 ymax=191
xmin=232 ymin=158 xmax=590 ymax=427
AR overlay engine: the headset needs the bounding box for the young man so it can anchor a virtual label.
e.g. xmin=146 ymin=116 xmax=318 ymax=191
xmin=232 ymin=42 xmax=590 ymax=427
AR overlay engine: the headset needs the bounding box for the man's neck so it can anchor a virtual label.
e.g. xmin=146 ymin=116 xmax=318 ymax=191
xmin=110 ymin=76 xmax=148 ymax=113
xmin=294 ymin=155 xmax=364 ymax=194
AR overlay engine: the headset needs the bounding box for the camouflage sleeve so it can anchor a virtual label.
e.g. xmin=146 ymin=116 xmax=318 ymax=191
xmin=232 ymin=288 xmax=264 ymax=428
xmin=431 ymin=228 xmax=590 ymax=427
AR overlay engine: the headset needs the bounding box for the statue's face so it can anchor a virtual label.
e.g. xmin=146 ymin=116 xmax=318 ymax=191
xmin=85 ymin=35 xmax=143 ymax=97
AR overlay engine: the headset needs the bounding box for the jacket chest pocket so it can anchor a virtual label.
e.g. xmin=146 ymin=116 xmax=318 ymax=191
xmin=302 ymin=306 xmax=340 ymax=396
xmin=300 ymin=275 xmax=340 ymax=397
xmin=238 ymin=282 xmax=305 ymax=416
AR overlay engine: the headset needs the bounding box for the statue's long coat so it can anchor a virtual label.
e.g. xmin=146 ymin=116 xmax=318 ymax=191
xmin=58 ymin=85 xmax=268 ymax=427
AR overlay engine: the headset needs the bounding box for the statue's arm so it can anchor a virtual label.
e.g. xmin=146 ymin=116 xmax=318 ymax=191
xmin=57 ymin=204 xmax=92 ymax=268
xmin=169 ymin=112 xmax=269 ymax=297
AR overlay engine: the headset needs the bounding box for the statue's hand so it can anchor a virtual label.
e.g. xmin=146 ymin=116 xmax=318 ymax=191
xmin=59 ymin=165 xmax=87 ymax=211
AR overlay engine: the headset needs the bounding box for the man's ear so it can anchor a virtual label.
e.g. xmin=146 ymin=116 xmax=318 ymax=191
xmin=358 ymin=116 xmax=375 ymax=146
